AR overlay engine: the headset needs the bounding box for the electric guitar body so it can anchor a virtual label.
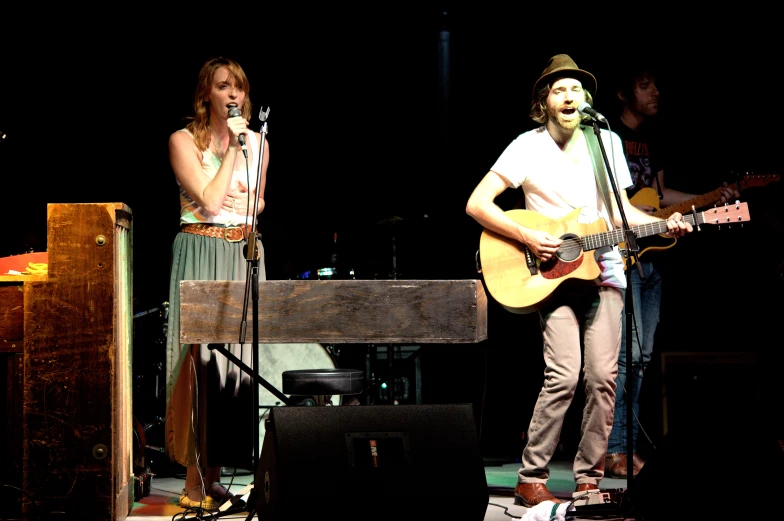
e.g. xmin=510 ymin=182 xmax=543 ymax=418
xmin=622 ymin=173 xmax=778 ymax=267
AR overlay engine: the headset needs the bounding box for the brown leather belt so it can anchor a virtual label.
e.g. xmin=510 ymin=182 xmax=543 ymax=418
xmin=180 ymin=223 xmax=253 ymax=243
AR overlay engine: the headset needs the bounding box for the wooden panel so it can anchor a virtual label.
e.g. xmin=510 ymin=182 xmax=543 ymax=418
xmin=21 ymin=202 xmax=133 ymax=520
xmin=0 ymin=285 xmax=24 ymax=347
xmin=0 ymin=283 xmax=25 ymax=514
xmin=1 ymin=352 xmax=23 ymax=511
xmin=180 ymin=279 xmax=488 ymax=344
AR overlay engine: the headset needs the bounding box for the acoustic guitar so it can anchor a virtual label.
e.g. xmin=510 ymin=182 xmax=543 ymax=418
xmin=621 ymin=173 xmax=779 ymax=266
xmin=478 ymin=203 xmax=751 ymax=314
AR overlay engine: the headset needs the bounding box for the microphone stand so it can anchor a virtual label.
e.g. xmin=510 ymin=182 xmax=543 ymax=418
xmin=208 ymin=107 xmax=293 ymax=521
xmin=568 ymin=119 xmax=645 ymax=520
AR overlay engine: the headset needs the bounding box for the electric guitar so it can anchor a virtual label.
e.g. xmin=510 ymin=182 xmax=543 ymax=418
xmin=621 ymin=173 xmax=778 ymax=266
xmin=478 ymin=203 xmax=751 ymax=314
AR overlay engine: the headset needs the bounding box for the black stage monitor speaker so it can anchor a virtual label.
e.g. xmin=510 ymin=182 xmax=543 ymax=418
xmin=624 ymin=425 xmax=784 ymax=521
xmin=623 ymin=352 xmax=784 ymax=520
xmin=255 ymin=404 xmax=489 ymax=521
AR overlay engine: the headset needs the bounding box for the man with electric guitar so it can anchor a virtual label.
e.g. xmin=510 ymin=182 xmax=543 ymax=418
xmin=465 ymin=54 xmax=695 ymax=508
xmin=603 ymin=61 xmax=742 ymax=482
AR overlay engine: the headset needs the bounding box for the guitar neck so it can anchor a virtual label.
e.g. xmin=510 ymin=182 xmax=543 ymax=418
xmin=582 ymin=212 xmax=703 ymax=252
xmin=652 ymin=186 xmax=733 ymax=218
xmin=650 ymin=174 xmax=779 ymax=219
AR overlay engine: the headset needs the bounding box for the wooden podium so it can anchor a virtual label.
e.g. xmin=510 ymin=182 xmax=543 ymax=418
xmin=0 ymin=203 xmax=134 ymax=521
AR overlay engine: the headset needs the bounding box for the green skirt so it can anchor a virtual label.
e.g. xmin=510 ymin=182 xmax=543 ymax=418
xmin=164 ymin=230 xmax=266 ymax=469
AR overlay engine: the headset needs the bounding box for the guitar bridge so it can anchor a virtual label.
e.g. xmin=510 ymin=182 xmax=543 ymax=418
xmin=524 ymin=246 xmax=539 ymax=275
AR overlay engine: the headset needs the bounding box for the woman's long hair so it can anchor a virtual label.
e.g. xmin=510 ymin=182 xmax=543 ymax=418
xmin=185 ymin=56 xmax=252 ymax=152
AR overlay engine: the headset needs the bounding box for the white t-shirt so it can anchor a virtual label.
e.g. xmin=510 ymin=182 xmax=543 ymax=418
xmin=490 ymin=125 xmax=632 ymax=288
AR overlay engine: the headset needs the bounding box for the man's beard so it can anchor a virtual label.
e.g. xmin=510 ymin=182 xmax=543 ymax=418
xmin=548 ymin=106 xmax=581 ymax=130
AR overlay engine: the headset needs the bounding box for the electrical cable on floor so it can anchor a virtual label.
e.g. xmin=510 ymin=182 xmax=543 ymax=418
xmin=488 ymin=501 xmax=522 ymax=519
xmin=632 ymin=318 xmax=656 ymax=451
xmin=172 ymin=506 xmax=248 ymax=521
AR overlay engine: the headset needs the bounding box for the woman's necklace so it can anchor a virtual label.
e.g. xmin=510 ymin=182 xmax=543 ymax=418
xmin=210 ymin=132 xmax=227 ymax=160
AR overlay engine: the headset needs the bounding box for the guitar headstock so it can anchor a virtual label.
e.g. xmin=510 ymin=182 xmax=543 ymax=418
xmin=739 ymin=172 xmax=780 ymax=188
xmin=700 ymin=201 xmax=751 ymax=225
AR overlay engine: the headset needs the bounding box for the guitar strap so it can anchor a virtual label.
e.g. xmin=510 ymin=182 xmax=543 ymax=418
xmin=584 ymin=129 xmax=617 ymax=229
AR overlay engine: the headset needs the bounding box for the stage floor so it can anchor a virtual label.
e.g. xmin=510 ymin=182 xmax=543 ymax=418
xmin=124 ymin=459 xmax=633 ymax=521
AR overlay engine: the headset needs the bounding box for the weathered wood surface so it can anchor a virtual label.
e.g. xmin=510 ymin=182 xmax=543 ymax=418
xmin=0 ymin=285 xmax=24 ymax=348
xmin=5 ymin=203 xmax=135 ymax=521
xmin=180 ymin=279 xmax=488 ymax=344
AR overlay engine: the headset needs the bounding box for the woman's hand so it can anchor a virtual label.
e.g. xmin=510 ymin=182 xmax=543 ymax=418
xmin=223 ymin=183 xmax=250 ymax=214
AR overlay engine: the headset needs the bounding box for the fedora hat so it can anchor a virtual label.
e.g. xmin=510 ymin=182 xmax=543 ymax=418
xmin=532 ymin=54 xmax=597 ymax=100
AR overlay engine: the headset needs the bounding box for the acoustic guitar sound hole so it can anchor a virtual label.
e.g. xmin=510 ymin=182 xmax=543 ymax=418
xmin=555 ymin=234 xmax=582 ymax=262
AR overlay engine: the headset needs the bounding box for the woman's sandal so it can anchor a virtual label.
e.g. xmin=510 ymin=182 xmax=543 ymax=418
xmin=179 ymin=489 xmax=219 ymax=511
xmin=207 ymin=483 xmax=235 ymax=506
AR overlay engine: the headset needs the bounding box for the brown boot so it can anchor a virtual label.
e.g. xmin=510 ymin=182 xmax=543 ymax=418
xmin=514 ymin=483 xmax=561 ymax=508
xmin=632 ymin=452 xmax=646 ymax=475
xmin=605 ymin=452 xmax=645 ymax=479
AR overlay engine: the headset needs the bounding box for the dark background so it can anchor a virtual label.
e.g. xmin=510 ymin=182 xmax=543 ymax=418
xmin=2 ymin=7 xmax=782 ymax=461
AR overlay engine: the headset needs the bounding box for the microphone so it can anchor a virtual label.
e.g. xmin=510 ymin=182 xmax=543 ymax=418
xmin=227 ymin=106 xmax=248 ymax=157
xmin=577 ymin=102 xmax=607 ymax=123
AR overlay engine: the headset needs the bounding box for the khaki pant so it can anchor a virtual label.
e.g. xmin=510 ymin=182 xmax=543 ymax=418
xmin=518 ymin=284 xmax=623 ymax=486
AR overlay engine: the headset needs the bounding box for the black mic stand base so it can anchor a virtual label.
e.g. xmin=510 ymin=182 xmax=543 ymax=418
xmin=211 ymin=481 xmax=257 ymax=519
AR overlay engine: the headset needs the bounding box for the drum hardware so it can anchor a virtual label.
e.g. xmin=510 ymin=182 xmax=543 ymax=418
xmin=133 ymin=301 xmax=169 ymax=320
xmin=378 ymin=375 xmax=411 ymax=402
xmin=132 ymin=301 xmax=168 ymax=432
xmin=365 ymin=344 xmax=422 ymax=405
xmin=131 ymin=417 xmax=156 ymax=500
xmin=282 ymin=368 xmax=364 ymax=405
xmin=256 ymin=343 xmax=343 ymax=444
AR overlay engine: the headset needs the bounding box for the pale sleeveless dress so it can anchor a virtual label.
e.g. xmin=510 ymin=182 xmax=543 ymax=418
xmin=165 ymin=129 xmax=265 ymax=469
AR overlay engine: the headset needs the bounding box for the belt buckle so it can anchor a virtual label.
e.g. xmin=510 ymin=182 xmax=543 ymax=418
xmin=223 ymin=225 xmax=244 ymax=243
